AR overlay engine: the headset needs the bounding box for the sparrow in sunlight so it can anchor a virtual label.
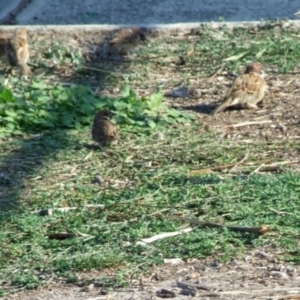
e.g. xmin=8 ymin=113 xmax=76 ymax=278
xmin=212 ymin=63 xmax=267 ymax=115
xmin=6 ymin=28 xmax=32 ymax=77
xmin=109 ymin=27 xmax=146 ymax=55
xmin=91 ymin=110 xmax=120 ymax=146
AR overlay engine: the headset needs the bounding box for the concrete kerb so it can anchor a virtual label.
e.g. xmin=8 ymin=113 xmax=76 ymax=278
xmin=1 ymin=20 xmax=300 ymax=34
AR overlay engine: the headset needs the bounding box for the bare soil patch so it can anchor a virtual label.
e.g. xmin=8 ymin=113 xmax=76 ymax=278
xmin=4 ymin=247 xmax=300 ymax=300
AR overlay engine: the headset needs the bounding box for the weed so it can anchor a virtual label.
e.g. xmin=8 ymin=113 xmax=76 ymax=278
xmin=0 ymin=82 xmax=195 ymax=137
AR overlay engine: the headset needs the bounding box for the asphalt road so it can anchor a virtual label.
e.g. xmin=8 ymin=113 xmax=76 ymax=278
xmin=0 ymin=0 xmax=300 ymax=25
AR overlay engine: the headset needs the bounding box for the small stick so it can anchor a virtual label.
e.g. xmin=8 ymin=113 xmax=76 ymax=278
xmin=190 ymin=159 xmax=272 ymax=175
xmin=48 ymin=232 xmax=76 ymax=240
xmin=85 ymin=297 xmax=110 ymax=300
xmin=208 ymin=65 xmax=225 ymax=82
xmin=177 ymin=280 xmax=211 ymax=291
xmin=269 ymin=208 xmax=292 ymax=216
xmin=253 ymin=115 xmax=273 ymax=120
xmin=265 ymin=160 xmax=299 ymax=167
xmin=250 ymin=160 xmax=299 ymax=174
xmin=136 ymin=228 xmax=193 ymax=245
xmin=229 ymin=149 xmax=249 ymax=172
xmin=223 ymin=120 xmax=272 ymax=129
xmin=201 ymin=287 xmax=300 ymax=296
xmin=171 ymin=216 xmax=270 ymax=235
xmin=82 ymin=65 xmax=121 ymax=75
xmin=249 ymin=163 xmax=265 ymax=175
xmin=35 ymin=204 xmax=105 ymax=216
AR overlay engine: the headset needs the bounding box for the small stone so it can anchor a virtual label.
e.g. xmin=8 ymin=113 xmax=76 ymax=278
xmin=84 ymin=283 xmax=94 ymax=292
xmin=156 ymin=289 xmax=176 ymax=298
xmin=180 ymin=288 xmax=198 ymax=297
xmin=185 ymin=272 xmax=201 ymax=280
xmin=92 ymin=174 xmax=104 ymax=185
xmin=270 ymin=271 xmax=289 ymax=280
xmin=38 ymin=209 xmax=53 ymax=216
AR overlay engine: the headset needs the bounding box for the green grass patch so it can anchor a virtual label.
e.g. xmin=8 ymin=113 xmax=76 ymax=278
xmin=1 ymin=127 xmax=300 ymax=293
xmin=1 ymin=22 xmax=300 ymax=294
xmin=0 ymin=81 xmax=195 ymax=137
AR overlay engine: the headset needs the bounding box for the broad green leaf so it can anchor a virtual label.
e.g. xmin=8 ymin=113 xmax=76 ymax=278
xmin=6 ymin=123 xmax=15 ymax=129
xmin=3 ymin=116 xmax=15 ymax=122
xmin=147 ymin=93 xmax=163 ymax=110
xmin=223 ymin=51 xmax=249 ymax=61
xmin=5 ymin=110 xmax=18 ymax=117
xmin=30 ymin=81 xmax=49 ymax=90
xmin=120 ymin=85 xmax=130 ymax=97
xmin=167 ymin=109 xmax=181 ymax=117
xmin=148 ymin=120 xmax=157 ymax=129
xmin=0 ymin=88 xmax=14 ymax=103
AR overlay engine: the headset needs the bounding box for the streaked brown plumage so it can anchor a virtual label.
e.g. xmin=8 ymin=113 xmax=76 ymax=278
xmin=0 ymin=35 xmax=10 ymax=57
xmin=109 ymin=27 xmax=146 ymax=55
xmin=212 ymin=63 xmax=266 ymax=115
xmin=91 ymin=110 xmax=120 ymax=146
xmin=6 ymin=28 xmax=32 ymax=77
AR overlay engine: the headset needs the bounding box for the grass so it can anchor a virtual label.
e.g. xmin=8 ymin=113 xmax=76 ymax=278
xmin=1 ymin=21 xmax=300 ymax=294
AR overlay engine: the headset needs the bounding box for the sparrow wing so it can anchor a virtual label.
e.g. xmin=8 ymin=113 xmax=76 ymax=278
xmin=92 ymin=116 xmax=119 ymax=145
xmin=5 ymin=41 xmax=18 ymax=66
xmin=212 ymin=73 xmax=265 ymax=115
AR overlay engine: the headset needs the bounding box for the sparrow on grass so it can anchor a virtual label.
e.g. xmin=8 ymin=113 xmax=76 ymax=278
xmin=109 ymin=27 xmax=146 ymax=55
xmin=91 ymin=110 xmax=120 ymax=146
xmin=212 ymin=63 xmax=267 ymax=115
xmin=6 ymin=28 xmax=32 ymax=77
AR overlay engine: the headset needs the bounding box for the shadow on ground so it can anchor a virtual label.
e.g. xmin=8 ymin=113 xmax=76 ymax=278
xmin=0 ymin=27 xmax=150 ymax=217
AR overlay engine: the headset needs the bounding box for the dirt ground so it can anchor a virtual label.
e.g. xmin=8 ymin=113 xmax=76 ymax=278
xmin=2 ymin=25 xmax=300 ymax=299
xmin=4 ymin=247 xmax=300 ymax=300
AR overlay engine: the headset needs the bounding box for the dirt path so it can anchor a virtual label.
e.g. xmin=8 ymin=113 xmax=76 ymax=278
xmin=4 ymin=247 xmax=300 ymax=300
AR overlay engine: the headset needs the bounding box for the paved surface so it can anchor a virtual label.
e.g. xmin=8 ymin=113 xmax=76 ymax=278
xmin=0 ymin=0 xmax=28 ymax=23
xmin=0 ymin=0 xmax=300 ymax=25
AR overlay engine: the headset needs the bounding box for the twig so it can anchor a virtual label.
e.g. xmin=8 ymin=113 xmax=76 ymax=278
xmin=269 ymin=208 xmax=292 ymax=216
xmin=190 ymin=159 xmax=272 ymax=175
xmin=136 ymin=228 xmax=192 ymax=245
xmin=201 ymin=288 xmax=300 ymax=296
xmin=229 ymin=149 xmax=249 ymax=172
xmin=34 ymin=204 xmax=105 ymax=216
xmin=82 ymin=65 xmax=121 ymax=75
xmin=223 ymin=120 xmax=272 ymax=129
xmin=86 ymin=297 xmax=110 ymax=300
xmin=171 ymin=216 xmax=270 ymax=235
xmin=177 ymin=280 xmax=211 ymax=291
xmin=208 ymin=65 xmax=225 ymax=82
xmin=164 ymin=258 xmax=183 ymax=264
xmin=253 ymin=115 xmax=273 ymax=120
xmin=265 ymin=160 xmax=299 ymax=167
xmin=251 ymin=160 xmax=299 ymax=174
xmin=250 ymin=163 xmax=265 ymax=175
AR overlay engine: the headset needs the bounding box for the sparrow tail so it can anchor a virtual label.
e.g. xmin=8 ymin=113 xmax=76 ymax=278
xmin=18 ymin=62 xmax=32 ymax=76
xmin=211 ymin=99 xmax=231 ymax=115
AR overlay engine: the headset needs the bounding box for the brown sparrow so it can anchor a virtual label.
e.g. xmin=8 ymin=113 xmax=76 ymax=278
xmin=91 ymin=110 xmax=120 ymax=146
xmin=212 ymin=63 xmax=266 ymax=115
xmin=0 ymin=35 xmax=10 ymax=57
xmin=6 ymin=28 xmax=32 ymax=77
xmin=109 ymin=27 xmax=146 ymax=55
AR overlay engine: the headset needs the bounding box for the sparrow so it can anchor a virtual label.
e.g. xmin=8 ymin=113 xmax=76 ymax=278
xmin=212 ymin=63 xmax=266 ymax=115
xmin=6 ymin=28 xmax=32 ymax=77
xmin=109 ymin=27 xmax=146 ymax=55
xmin=91 ymin=110 xmax=120 ymax=146
xmin=0 ymin=35 xmax=10 ymax=57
